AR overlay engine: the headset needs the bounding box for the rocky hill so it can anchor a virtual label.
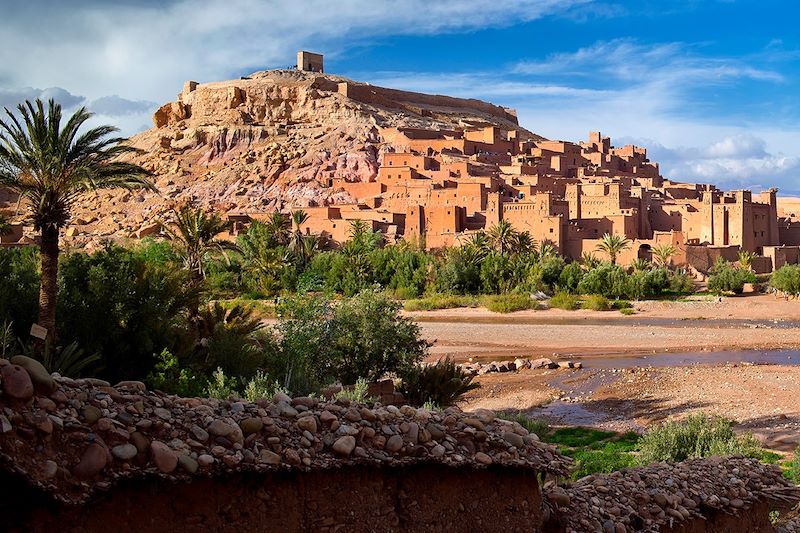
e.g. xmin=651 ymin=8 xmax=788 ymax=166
xmin=3 ymin=69 xmax=542 ymax=248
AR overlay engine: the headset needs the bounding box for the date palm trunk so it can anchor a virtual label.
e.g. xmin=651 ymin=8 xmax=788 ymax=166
xmin=38 ymin=225 xmax=59 ymax=343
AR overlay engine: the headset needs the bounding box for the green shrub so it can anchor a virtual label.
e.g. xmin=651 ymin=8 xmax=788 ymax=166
xmin=0 ymin=247 xmax=40 ymax=338
xmin=708 ymin=259 xmax=757 ymax=294
xmin=637 ymin=414 xmax=765 ymax=465
xmin=334 ymin=377 xmax=375 ymax=403
xmin=784 ymin=447 xmax=800 ymax=483
xmin=496 ymin=412 xmax=550 ymax=437
xmin=582 ymin=294 xmax=611 ymax=311
xmin=619 ymin=308 xmax=636 ymax=315
xmin=612 ymin=300 xmax=633 ymax=310
xmin=241 ymin=371 xmax=287 ymax=402
xmin=669 ymin=270 xmax=696 ymax=294
xmin=549 ymin=291 xmax=580 ymax=310
xmin=558 ymin=262 xmax=584 ymax=293
xmin=403 ymin=294 xmax=478 ymax=311
xmin=481 ymin=293 xmax=536 ymax=313
xmin=770 ymin=265 xmax=800 ymax=296
xmin=147 ymin=348 xmax=205 ymax=397
xmin=399 ymin=357 xmax=480 ymax=407
xmin=205 ymin=367 xmax=241 ymax=399
xmin=569 ymin=439 xmax=638 ymax=479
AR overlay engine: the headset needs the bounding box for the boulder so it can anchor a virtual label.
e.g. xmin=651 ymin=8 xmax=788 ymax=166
xmin=1 ymin=364 xmax=34 ymax=400
xmin=10 ymin=356 xmax=54 ymax=394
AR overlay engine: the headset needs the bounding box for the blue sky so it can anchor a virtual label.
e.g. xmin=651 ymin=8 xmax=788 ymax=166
xmin=0 ymin=0 xmax=798 ymax=192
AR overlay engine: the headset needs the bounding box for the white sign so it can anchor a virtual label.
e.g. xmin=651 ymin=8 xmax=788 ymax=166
xmin=30 ymin=323 xmax=47 ymax=340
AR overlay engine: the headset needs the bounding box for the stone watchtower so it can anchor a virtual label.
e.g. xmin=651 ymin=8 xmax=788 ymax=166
xmin=297 ymin=51 xmax=324 ymax=73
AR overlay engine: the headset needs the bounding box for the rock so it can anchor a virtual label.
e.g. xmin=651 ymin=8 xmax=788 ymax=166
xmin=239 ymin=417 xmax=263 ymax=434
xmin=150 ymin=441 xmax=178 ymax=473
xmin=319 ymin=410 xmax=337 ymax=426
xmin=73 ymin=443 xmax=107 ymax=478
xmin=272 ymin=392 xmax=291 ymax=404
xmin=130 ymin=431 xmax=150 ymax=454
xmin=474 ymin=452 xmax=492 ymax=465
xmin=259 ymin=450 xmax=281 ymax=465
xmin=333 ymin=435 xmax=356 ymax=456
xmin=0 ymin=415 xmax=11 ymax=433
xmin=197 ymin=454 xmax=214 ymax=467
xmin=190 ymin=425 xmax=209 ymax=442
xmin=10 ymin=355 xmax=54 ymax=394
xmin=42 ymin=460 xmax=58 ymax=479
xmin=208 ymin=419 xmax=235 ymax=437
xmin=82 ymin=405 xmax=102 ymax=424
xmin=297 ymin=416 xmax=317 ymax=433
xmin=1 ymin=364 xmax=34 ymax=400
xmin=385 ymin=435 xmax=403 ymax=452
xmin=111 ymin=443 xmax=138 ymax=461
xmin=153 ymin=407 xmax=171 ymax=420
xmin=178 ymin=454 xmax=199 ymax=474
xmin=503 ymin=431 xmax=525 ymax=448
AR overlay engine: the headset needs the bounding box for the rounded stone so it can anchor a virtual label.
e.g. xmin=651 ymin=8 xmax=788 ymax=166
xmin=208 ymin=419 xmax=235 ymax=437
xmin=239 ymin=417 xmax=263 ymax=434
xmin=178 ymin=454 xmax=199 ymax=474
xmin=10 ymin=355 xmax=54 ymax=394
xmin=503 ymin=431 xmax=525 ymax=448
xmin=296 ymin=416 xmax=317 ymax=433
xmin=332 ymin=435 xmax=356 ymax=456
xmin=1 ymin=364 xmax=34 ymax=400
xmin=82 ymin=405 xmax=102 ymax=424
xmin=197 ymin=454 xmax=214 ymax=467
xmin=111 ymin=443 xmax=138 ymax=461
xmin=150 ymin=441 xmax=178 ymax=473
xmin=385 ymin=435 xmax=403 ymax=453
xmin=259 ymin=450 xmax=281 ymax=465
xmin=474 ymin=452 xmax=492 ymax=465
xmin=73 ymin=443 xmax=107 ymax=478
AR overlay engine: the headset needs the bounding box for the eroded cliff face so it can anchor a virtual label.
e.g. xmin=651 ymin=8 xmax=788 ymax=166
xmin=31 ymin=69 xmax=536 ymax=248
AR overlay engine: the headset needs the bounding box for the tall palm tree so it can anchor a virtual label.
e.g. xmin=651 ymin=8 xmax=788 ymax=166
xmin=596 ymin=233 xmax=631 ymax=265
xmin=486 ymin=220 xmax=518 ymax=255
xmin=163 ymin=203 xmax=238 ymax=279
xmin=511 ymin=231 xmax=536 ymax=256
xmin=289 ymin=209 xmax=309 ymax=254
xmin=0 ymin=99 xmax=153 ymax=341
xmin=651 ymin=244 xmax=677 ymax=268
xmin=264 ymin=211 xmax=290 ymax=247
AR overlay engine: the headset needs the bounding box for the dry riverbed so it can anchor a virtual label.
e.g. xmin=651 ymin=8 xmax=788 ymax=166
xmin=416 ymin=294 xmax=800 ymax=452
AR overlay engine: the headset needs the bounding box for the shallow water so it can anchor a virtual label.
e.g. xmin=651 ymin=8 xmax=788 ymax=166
xmin=573 ymin=348 xmax=800 ymax=369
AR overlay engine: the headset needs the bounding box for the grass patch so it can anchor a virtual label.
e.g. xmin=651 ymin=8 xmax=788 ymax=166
xmin=611 ymin=300 xmax=633 ymax=310
xmin=784 ymin=450 xmax=800 ymax=483
xmin=497 ymin=411 xmax=550 ymax=437
xmin=549 ymin=291 xmax=580 ymax=310
xmin=619 ymin=308 xmax=635 ymax=315
xmin=581 ymin=294 xmax=611 ymax=311
xmin=481 ymin=293 xmax=537 ymax=313
xmin=403 ymin=294 xmax=479 ymax=311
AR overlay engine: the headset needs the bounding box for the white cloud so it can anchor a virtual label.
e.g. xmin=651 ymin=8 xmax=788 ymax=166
xmin=89 ymin=95 xmax=158 ymax=117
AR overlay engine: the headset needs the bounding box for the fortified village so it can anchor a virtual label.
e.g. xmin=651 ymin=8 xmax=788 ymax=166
xmin=2 ymin=51 xmax=800 ymax=276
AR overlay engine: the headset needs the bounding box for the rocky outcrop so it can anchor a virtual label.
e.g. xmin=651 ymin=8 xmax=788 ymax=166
xmin=0 ymin=69 xmax=541 ymax=249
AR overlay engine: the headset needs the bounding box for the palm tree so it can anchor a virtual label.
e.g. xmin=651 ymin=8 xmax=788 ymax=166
xmin=264 ymin=211 xmax=290 ymax=247
xmin=651 ymin=244 xmax=677 ymax=268
xmin=629 ymin=258 xmax=650 ymax=272
xmin=596 ymin=233 xmax=631 ymax=265
xmin=511 ymin=231 xmax=536 ymax=256
xmin=537 ymin=240 xmax=559 ymax=261
xmin=345 ymin=219 xmax=382 ymax=254
xmin=487 ymin=220 xmax=518 ymax=255
xmin=289 ymin=209 xmax=309 ymax=255
xmin=0 ymin=99 xmax=153 ymax=341
xmin=163 ymin=203 xmax=238 ymax=280
xmin=580 ymin=252 xmax=601 ymax=271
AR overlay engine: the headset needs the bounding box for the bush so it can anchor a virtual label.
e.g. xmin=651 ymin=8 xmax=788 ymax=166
xmin=637 ymin=414 xmax=765 ymax=465
xmin=147 ymin=348 xmax=205 ymax=397
xmin=399 ymin=358 xmax=480 ymax=407
xmin=497 ymin=412 xmax=550 ymax=437
xmin=558 ymin=262 xmax=584 ymax=293
xmin=0 ymin=247 xmax=40 ymax=338
xmin=243 ymin=371 xmax=288 ymax=402
xmin=549 ymin=291 xmax=580 ymax=310
xmin=770 ymin=265 xmax=800 ymax=296
xmin=482 ymin=293 xmax=536 ymax=313
xmin=402 ymin=293 xmax=478 ymax=311
xmin=669 ymin=270 xmax=696 ymax=294
xmin=205 ymin=367 xmax=241 ymax=399
xmin=334 ymin=377 xmax=375 ymax=403
xmin=708 ymin=259 xmax=757 ymax=294
xmin=582 ymin=294 xmax=611 ymax=311
xmin=785 ymin=447 xmax=800 ymax=483
xmin=619 ymin=308 xmax=636 ymax=315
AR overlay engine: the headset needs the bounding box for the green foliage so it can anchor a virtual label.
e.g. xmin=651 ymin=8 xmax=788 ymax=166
xmin=398 ymin=357 xmax=480 ymax=407
xmin=40 ymin=341 xmax=102 ymax=378
xmin=669 ymin=270 xmax=696 ymax=294
xmin=596 ymin=233 xmax=631 ymax=264
xmin=496 ymin=412 xmax=550 ymax=437
xmin=403 ymin=294 xmax=479 ymax=311
xmin=243 ymin=371 xmax=287 ymax=402
xmin=637 ymin=414 xmax=766 ymax=465
xmin=619 ymin=307 xmax=636 ymax=315
xmin=147 ymin=348 xmax=205 ymax=397
xmin=770 ymin=264 xmax=800 ymax=296
xmin=205 ymin=367 xmax=240 ymax=400
xmin=482 ymin=293 xmax=536 ymax=313
xmin=549 ymin=291 xmax=580 ymax=310
xmin=57 ymin=243 xmax=198 ymax=383
xmin=334 ymin=377 xmax=375 ymax=404
xmin=708 ymin=258 xmax=757 ymax=294
xmin=582 ymin=294 xmax=611 ymax=311
xmin=273 ymin=291 xmax=428 ymax=394
xmin=784 ymin=447 xmax=800 ymax=483
xmin=0 ymin=247 xmax=40 ymax=337
xmin=479 ymin=252 xmax=516 ymax=293
xmin=558 ymin=261 xmax=584 ymax=293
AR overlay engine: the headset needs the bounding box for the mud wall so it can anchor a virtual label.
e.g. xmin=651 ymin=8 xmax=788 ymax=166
xmin=0 ymin=464 xmax=543 ymax=533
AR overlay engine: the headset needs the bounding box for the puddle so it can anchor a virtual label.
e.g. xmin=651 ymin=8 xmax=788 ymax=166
xmin=574 ymin=349 xmax=800 ymax=369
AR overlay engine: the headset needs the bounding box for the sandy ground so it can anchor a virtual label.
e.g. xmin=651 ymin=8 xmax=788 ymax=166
xmin=411 ymin=293 xmax=800 ymax=360
xmin=415 ymin=294 xmax=800 ymax=452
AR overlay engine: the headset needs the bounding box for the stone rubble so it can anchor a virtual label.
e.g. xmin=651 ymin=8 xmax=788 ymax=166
xmin=460 ymin=357 xmax=582 ymax=376
xmin=547 ymin=457 xmax=800 ymax=533
xmin=0 ymin=356 xmax=570 ymax=505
